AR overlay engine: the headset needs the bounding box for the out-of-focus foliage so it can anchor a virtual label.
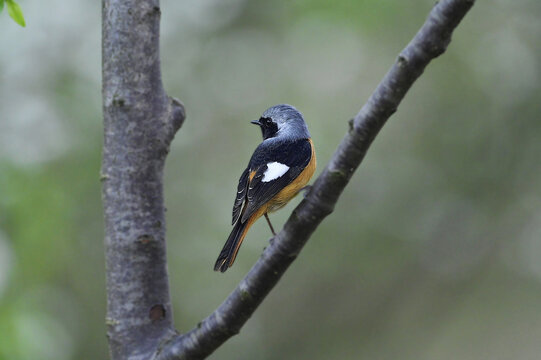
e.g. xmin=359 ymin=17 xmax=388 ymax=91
xmin=2 ymin=0 xmax=26 ymax=27
xmin=1 ymin=0 xmax=540 ymax=359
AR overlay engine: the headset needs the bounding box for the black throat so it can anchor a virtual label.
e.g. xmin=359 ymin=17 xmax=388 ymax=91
xmin=258 ymin=117 xmax=279 ymax=140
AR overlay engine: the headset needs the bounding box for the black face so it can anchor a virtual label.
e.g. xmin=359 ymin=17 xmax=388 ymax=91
xmin=252 ymin=117 xmax=278 ymax=140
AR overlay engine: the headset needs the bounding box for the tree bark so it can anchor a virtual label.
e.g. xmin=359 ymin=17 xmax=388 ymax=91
xmin=101 ymin=1 xmax=185 ymax=359
xmin=101 ymin=0 xmax=474 ymax=359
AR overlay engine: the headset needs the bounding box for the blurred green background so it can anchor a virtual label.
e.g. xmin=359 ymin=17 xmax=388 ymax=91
xmin=1 ymin=0 xmax=540 ymax=359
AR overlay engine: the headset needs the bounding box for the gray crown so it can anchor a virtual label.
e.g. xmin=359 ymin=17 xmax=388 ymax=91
xmin=261 ymin=104 xmax=311 ymax=140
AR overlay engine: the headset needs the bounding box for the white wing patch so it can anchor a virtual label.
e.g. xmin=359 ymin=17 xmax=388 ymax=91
xmin=262 ymin=162 xmax=289 ymax=182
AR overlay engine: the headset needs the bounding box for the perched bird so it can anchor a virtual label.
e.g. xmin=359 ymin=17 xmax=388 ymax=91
xmin=214 ymin=104 xmax=316 ymax=272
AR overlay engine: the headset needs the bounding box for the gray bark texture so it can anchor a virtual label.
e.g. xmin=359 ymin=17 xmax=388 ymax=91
xmin=101 ymin=0 xmax=474 ymax=359
xmin=101 ymin=0 xmax=185 ymax=359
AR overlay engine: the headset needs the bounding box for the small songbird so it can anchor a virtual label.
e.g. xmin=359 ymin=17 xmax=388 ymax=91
xmin=214 ymin=104 xmax=316 ymax=272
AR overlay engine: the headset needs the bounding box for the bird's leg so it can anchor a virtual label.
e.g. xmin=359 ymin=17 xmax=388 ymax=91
xmin=264 ymin=213 xmax=276 ymax=236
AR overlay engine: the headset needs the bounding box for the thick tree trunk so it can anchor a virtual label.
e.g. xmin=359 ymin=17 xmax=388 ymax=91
xmin=101 ymin=1 xmax=184 ymax=359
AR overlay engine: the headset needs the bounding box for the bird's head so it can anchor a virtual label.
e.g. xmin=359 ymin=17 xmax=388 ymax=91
xmin=251 ymin=104 xmax=310 ymax=141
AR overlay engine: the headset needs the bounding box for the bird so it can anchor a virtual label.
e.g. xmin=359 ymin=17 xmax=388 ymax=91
xmin=214 ymin=104 xmax=316 ymax=272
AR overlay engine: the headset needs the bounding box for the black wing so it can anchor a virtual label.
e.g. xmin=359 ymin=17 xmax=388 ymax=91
xmin=240 ymin=139 xmax=312 ymax=223
xmin=232 ymin=168 xmax=250 ymax=225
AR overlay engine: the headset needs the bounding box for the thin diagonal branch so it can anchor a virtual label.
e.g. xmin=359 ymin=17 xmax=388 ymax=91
xmin=155 ymin=0 xmax=475 ymax=358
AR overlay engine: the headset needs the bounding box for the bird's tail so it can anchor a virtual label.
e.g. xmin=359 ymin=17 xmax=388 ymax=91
xmin=214 ymin=217 xmax=252 ymax=272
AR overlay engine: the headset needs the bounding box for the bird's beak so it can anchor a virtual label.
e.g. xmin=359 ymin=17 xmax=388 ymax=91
xmin=250 ymin=119 xmax=261 ymax=126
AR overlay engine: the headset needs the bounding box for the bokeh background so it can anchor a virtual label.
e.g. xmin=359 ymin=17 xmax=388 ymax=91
xmin=1 ymin=0 xmax=540 ymax=359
